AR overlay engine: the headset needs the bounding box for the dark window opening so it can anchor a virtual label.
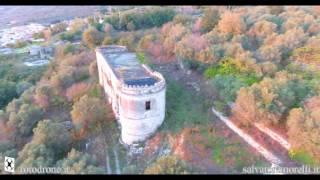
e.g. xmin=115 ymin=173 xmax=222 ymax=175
xmin=145 ymin=101 xmax=151 ymax=111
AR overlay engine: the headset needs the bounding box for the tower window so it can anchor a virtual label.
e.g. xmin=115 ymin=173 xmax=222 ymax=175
xmin=145 ymin=101 xmax=151 ymax=111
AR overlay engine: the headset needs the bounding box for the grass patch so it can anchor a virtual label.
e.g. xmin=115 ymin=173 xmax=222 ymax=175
xmin=88 ymin=84 xmax=103 ymax=98
xmin=200 ymin=126 xmax=268 ymax=170
xmin=289 ymin=149 xmax=317 ymax=166
xmin=160 ymin=77 xmax=210 ymax=133
xmin=211 ymin=139 xmax=225 ymax=166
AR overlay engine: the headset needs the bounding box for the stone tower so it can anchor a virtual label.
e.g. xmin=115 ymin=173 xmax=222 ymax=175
xmin=96 ymin=45 xmax=166 ymax=145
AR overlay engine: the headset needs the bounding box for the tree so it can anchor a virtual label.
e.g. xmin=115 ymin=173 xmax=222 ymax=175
xmin=59 ymin=31 xmax=82 ymax=42
xmin=287 ymin=96 xmax=320 ymax=164
xmin=50 ymin=22 xmax=67 ymax=35
xmin=104 ymin=7 xmax=175 ymax=31
xmin=200 ymin=8 xmax=220 ymax=33
xmin=126 ymin=21 xmax=136 ymax=31
xmin=69 ymin=18 xmax=87 ymax=33
xmin=0 ymin=80 xmax=18 ymax=109
xmin=210 ymin=75 xmax=248 ymax=102
xmin=173 ymin=14 xmax=192 ymax=26
xmin=65 ymin=82 xmax=90 ymax=102
xmin=71 ymin=95 xmax=113 ymax=139
xmin=50 ymin=66 xmax=77 ymax=90
xmin=102 ymin=35 xmax=113 ymax=45
xmin=82 ymin=28 xmax=104 ymax=49
xmin=217 ymin=11 xmax=246 ymax=35
xmin=56 ymin=149 xmax=104 ymax=174
xmin=161 ymin=23 xmax=189 ymax=58
xmin=269 ymin=6 xmax=284 ymax=15
xmin=248 ymin=20 xmax=277 ymax=44
xmin=34 ymin=84 xmax=54 ymax=109
xmin=16 ymin=81 xmax=32 ymax=96
xmin=117 ymin=32 xmax=136 ymax=51
xmin=103 ymin=23 xmax=115 ymax=34
xmin=292 ymin=46 xmax=320 ymax=65
xmin=144 ymin=155 xmax=191 ymax=174
xmin=16 ymin=143 xmax=55 ymax=169
xmin=175 ymin=33 xmax=212 ymax=64
xmin=232 ymin=71 xmax=315 ymax=126
xmin=32 ymin=120 xmax=71 ymax=157
xmin=16 ymin=119 xmax=72 ymax=170
xmin=256 ymin=45 xmax=282 ymax=63
xmin=7 ymin=103 xmax=44 ymax=137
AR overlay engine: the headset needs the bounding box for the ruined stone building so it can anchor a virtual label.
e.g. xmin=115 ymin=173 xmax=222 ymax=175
xmin=95 ymin=45 xmax=166 ymax=145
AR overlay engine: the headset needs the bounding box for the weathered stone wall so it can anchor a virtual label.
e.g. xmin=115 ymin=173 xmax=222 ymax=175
xmin=119 ymin=85 xmax=166 ymax=144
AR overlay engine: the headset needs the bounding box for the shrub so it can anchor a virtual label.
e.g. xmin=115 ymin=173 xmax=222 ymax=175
xmin=82 ymin=28 xmax=104 ymax=49
xmin=16 ymin=81 xmax=32 ymax=96
xmin=60 ymin=31 xmax=82 ymax=42
xmin=289 ymin=149 xmax=316 ymax=166
xmin=210 ymin=75 xmax=248 ymax=102
xmin=7 ymin=103 xmax=43 ymax=137
xmin=13 ymin=40 xmax=29 ymax=49
xmin=105 ymin=7 xmax=176 ymax=31
xmin=65 ymin=82 xmax=91 ymax=102
xmin=144 ymin=155 xmax=190 ymax=174
xmin=0 ymin=80 xmax=18 ymax=109
xmin=200 ymin=8 xmax=220 ymax=33
xmin=56 ymin=149 xmax=104 ymax=174
xmin=71 ymin=95 xmax=113 ymax=139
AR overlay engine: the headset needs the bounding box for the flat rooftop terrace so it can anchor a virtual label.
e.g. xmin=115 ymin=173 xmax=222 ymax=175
xmin=97 ymin=46 xmax=158 ymax=86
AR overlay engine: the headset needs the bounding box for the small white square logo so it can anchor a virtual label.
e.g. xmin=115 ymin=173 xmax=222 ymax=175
xmin=4 ymin=156 xmax=15 ymax=173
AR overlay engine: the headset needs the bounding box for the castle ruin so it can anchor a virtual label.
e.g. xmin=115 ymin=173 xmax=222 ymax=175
xmin=95 ymin=45 xmax=166 ymax=145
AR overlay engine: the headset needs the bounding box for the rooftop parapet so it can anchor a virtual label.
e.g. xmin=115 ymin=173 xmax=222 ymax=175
xmin=96 ymin=45 xmax=165 ymax=95
xmin=96 ymin=45 xmax=128 ymax=54
xmin=120 ymin=65 xmax=166 ymax=95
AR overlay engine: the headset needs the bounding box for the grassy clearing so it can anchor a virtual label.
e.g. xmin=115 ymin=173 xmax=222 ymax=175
xmin=159 ymin=77 xmax=211 ymax=133
xmin=289 ymin=149 xmax=317 ymax=166
xmin=199 ymin=126 xmax=268 ymax=171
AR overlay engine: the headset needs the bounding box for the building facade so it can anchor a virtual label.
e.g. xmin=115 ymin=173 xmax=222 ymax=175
xmin=96 ymin=45 xmax=166 ymax=145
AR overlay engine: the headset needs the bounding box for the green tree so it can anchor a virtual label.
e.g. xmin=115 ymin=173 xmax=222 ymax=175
xmin=16 ymin=81 xmax=32 ymax=96
xmin=32 ymin=120 xmax=71 ymax=158
xmin=7 ymin=103 xmax=43 ymax=137
xmin=200 ymin=8 xmax=220 ymax=33
xmin=210 ymin=75 xmax=248 ymax=102
xmin=0 ymin=80 xmax=18 ymax=109
xmin=56 ymin=149 xmax=104 ymax=174
xmin=82 ymin=28 xmax=105 ymax=49
xmin=17 ymin=143 xmax=55 ymax=169
xmin=144 ymin=155 xmax=191 ymax=174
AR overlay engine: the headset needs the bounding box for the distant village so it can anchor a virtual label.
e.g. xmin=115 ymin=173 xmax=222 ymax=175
xmin=0 ymin=14 xmax=104 ymax=67
xmin=0 ymin=19 xmax=82 ymax=66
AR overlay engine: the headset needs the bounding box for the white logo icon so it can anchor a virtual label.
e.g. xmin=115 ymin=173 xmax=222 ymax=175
xmin=4 ymin=156 xmax=15 ymax=173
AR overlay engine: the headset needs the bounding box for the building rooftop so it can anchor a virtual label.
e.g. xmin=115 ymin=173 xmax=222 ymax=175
xmin=97 ymin=46 xmax=158 ymax=86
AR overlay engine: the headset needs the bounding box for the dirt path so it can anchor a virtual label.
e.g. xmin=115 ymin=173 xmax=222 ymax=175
xmin=212 ymin=107 xmax=282 ymax=165
xmin=254 ymin=123 xmax=291 ymax=150
xmin=154 ymin=61 xmax=299 ymax=169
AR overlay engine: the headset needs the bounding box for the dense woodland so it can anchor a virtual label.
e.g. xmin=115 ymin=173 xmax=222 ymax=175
xmin=1 ymin=6 xmax=320 ymax=174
